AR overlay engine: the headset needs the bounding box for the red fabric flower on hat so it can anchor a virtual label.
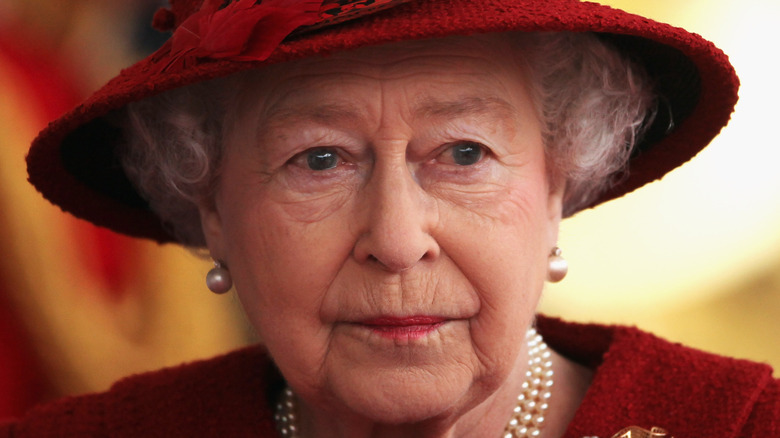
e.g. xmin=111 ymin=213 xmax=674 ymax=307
xmin=159 ymin=0 xmax=324 ymax=72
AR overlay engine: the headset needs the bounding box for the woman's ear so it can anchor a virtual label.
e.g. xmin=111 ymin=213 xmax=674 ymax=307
xmin=198 ymin=198 xmax=227 ymax=259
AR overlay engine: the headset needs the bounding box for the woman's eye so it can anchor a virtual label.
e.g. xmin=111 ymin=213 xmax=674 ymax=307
xmin=441 ymin=142 xmax=485 ymax=166
xmin=305 ymin=148 xmax=339 ymax=171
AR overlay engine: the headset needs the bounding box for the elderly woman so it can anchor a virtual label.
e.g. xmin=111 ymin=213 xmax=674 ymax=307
xmin=3 ymin=0 xmax=778 ymax=437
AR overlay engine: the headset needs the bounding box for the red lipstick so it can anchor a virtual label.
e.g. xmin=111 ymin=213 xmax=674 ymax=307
xmin=359 ymin=316 xmax=446 ymax=340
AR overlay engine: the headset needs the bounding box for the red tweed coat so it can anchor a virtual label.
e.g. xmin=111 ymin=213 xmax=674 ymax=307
xmin=1 ymin=317 xmax=777 ymax=437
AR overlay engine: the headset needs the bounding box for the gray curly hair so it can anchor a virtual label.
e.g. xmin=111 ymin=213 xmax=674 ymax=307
xmin=119 ymin=32 xmax=656 ymax=247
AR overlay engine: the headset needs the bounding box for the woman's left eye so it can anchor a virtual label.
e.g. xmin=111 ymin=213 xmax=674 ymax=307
xmin=438 ymin=142 xmax=486 ymax=166
xmin=303 ymin=147 xmax=340 ymax=171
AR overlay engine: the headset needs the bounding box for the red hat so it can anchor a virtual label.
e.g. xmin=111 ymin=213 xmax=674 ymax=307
xmin=26 ymin=0 xmax=738 ymax=243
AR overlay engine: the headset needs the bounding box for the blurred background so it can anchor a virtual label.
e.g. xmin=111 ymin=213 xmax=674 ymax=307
xmin=0 ymin=0 xmax=777 ymax=420
xmin=542 ymin=0 xmax=780 ymax=373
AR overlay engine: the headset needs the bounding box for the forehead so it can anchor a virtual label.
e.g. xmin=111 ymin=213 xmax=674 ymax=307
xmin=231 ymin=34 xmax=534 ymax=121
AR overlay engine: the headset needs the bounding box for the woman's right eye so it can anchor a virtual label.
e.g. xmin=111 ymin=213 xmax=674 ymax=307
xmin=300 ymin=148 xmax=340 ymax=171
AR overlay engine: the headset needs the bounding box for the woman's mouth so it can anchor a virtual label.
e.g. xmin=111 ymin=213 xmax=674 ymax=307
xmin=358 ymin=316 xmax=446 ymax=340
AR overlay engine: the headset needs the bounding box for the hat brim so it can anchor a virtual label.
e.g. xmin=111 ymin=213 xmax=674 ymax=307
xmin=26 ymin=0 xmax=738 ymax=243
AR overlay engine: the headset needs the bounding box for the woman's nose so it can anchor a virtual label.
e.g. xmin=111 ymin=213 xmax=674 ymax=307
xmin=352 ymin=160 xmax=440 ymax=272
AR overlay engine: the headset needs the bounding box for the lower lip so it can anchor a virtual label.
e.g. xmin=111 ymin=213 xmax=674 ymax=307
xmin=359 ymin=317 xmax=446 ymax=340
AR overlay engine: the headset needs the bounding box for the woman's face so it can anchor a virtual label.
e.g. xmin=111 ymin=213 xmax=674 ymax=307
xmin=200 ymin=35 xmax=564 ymax=426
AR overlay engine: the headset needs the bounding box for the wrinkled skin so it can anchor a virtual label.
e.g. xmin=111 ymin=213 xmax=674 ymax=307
xmin=199 ymin=34 xmax=573 ymax=437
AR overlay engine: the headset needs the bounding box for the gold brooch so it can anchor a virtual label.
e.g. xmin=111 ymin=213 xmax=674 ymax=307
xmin=610 ymin=426 xmax=671 ymax=438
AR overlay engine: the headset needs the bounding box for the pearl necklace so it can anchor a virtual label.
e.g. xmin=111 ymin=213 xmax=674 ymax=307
xmin=503 ymin=328 xmax=554 ymax=438
xmin=274 ymin=328 xmax=553 ymax=438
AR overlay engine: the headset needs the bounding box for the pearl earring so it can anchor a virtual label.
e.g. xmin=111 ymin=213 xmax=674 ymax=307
xmin=546 ymin=247 xmax=568 ymax=283
xmin=206 ymin=260 xmax=233 ymax=294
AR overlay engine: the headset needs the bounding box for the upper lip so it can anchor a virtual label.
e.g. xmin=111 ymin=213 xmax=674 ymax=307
xmin=358 ymin=316 xmax=447 ymax=326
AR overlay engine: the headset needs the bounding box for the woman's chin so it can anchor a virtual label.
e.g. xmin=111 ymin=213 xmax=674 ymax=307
xmin=340 ymin=386 xmax=462 ymax=425
xmin=322 ymin=364 xmax=479 ymax=425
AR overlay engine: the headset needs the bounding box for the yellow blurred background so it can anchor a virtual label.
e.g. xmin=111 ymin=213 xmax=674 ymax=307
xmin=543 ymin=0 xmax=780 ymax=373
xmin=0 ymin=0 xmax=777 ymax=417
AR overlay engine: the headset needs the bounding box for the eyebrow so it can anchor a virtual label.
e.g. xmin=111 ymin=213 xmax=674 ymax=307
xmin=413 ymin=96 xmax=518 ymax=121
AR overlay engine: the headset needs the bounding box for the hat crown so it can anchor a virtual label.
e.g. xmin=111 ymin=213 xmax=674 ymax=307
xmin=151 ymin=0 xmax=584 ymax=33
